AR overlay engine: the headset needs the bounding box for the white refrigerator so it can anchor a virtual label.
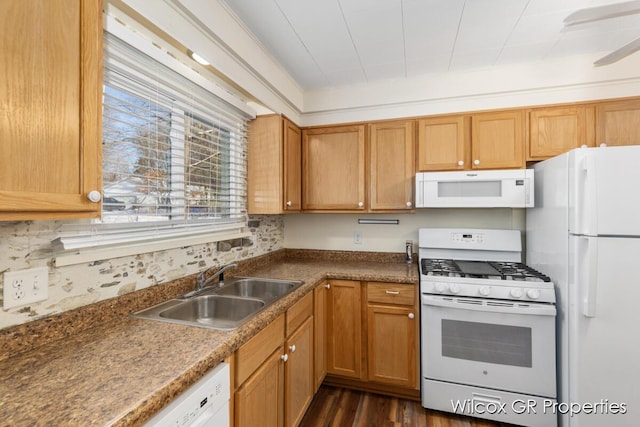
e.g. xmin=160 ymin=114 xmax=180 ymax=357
xmin=526 ymin=145 xmax=640 ymax=427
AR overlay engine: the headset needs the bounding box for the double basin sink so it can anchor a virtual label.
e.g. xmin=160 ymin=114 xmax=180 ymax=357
xmin=133 ymin=277 xmax=303 ymax=330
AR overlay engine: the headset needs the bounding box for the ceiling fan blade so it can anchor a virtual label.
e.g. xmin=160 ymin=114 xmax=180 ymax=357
xmin=594 ymin=36 xmax=640 ymax=65
xmin=564 ymin=0 xmax=640 ymax=26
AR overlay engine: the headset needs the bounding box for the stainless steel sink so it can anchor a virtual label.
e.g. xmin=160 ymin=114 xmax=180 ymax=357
xmin=159 ymin=295 xmax=265 ymax=329
xmin=132 ymin=277 xmax=303 ymax=330
xmin=213 ymin=277 xmax=303 ymax=301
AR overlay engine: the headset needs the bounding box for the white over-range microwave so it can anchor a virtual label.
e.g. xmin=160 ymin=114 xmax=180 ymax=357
xmin=415 ymin=169 xmax=534 ymax=208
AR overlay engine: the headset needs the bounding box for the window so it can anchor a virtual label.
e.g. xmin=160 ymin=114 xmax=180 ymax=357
xmin=54 ymin=20 xmax=254 ymax=264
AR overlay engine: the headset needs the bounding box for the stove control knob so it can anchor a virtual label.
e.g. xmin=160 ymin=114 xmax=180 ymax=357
xmin=449 ymin=283 xmax=461 ymax=294
xmin=527 ymin=289 xmax=541 ymax=300
xmin=479 ymin=286 xmax=491 ymax=296
xmin=510 ymin=288 xmax=523 ymax=298
xmin=435 ymin=283 xmax=448 ymax=293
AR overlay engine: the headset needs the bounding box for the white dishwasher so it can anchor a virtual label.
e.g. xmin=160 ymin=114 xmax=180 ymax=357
xmin=144 ymin=362 xmax=230 ymax=427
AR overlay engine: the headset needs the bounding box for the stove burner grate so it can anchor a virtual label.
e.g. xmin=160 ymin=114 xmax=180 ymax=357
xmin=420 ymin=259 xmax=551 ymax=282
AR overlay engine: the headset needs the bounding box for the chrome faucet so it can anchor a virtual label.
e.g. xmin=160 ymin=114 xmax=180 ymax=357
xmin=196 ymin=263 xmax=238 ymax=291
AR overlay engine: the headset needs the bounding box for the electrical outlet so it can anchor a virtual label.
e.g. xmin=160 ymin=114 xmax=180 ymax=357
xmin=353 ymin=230 xmax=362 ymax=244
xmin=3 ymin=267 xmax=49 ymax=310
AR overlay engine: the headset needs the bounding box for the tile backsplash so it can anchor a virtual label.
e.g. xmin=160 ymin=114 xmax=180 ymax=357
xmin=0 ymin=215 xmax=283 ymax=330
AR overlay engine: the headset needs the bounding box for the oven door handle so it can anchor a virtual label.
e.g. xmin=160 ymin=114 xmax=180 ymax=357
xmin=421 ymin=294 xmax=556 ymax=316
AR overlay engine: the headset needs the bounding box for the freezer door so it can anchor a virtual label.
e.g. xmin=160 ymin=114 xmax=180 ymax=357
xmin=568 ymin=236 xmax=640 ymax=426
xmin=570 ymin=146 xmax=640 ymax=236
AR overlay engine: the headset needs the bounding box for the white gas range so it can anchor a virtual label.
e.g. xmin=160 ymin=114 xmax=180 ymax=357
xmin=419 ymin=228 xmax=558 ymax=427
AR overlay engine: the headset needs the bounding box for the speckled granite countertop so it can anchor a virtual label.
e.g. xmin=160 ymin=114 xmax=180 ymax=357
xmin=0 ymin=251 xmax=418 ymax=427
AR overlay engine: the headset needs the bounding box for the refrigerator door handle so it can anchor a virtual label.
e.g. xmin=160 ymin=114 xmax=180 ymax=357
xmin=583 ymin=236 xmax=598 ymax=318
xmin=577 ymin=155 xmax=598 ymax=235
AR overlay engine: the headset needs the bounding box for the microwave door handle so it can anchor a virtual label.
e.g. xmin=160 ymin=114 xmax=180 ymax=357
xmin=583 ymin=237 xmax=598 ymax=318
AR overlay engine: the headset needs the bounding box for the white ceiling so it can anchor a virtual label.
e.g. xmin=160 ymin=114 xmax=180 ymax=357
xmin=220 ymin=0 xmax=640 ymax=90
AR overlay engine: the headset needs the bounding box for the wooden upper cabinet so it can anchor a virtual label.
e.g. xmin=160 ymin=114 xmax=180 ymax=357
xmin=247 ymin=115 xmax=301 ymax=214
xmin=283 ymin=119 xmax=303 ymax=211
xmin=302 ymin=125 xmax=366 ymax=211
xmin=417 ymin=116 xmax=468 ymax=171
xmin=369 ymin=121 xmax=415 ymax=210
xmin=528 ymin=106 xmax=595 ymax=160
xmin=0 ymin=0 xmax=102 ymax=220
xmin=471 ymin=110 xmax=525 ymax=169
xmin=596 ymin=99 xmax=640 ymax=147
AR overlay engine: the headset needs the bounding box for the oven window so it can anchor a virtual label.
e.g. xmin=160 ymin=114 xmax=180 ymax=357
xmin=442 ymin=320 xmax=532 ymax=367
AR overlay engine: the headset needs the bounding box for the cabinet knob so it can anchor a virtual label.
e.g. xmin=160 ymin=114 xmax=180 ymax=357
xmin=325 ymin=284 xmax=331 ymax=289
xmin=358 ymin=201 xmax=364 ymax=207
xmin=406 ymin=201 xmax=412 ymax=207
xmin=87 ymin=191 xmax=102 ymax=203
xmin=473 ymin=159 xmax=480 ymax=166
xmin=408 ymin=313 xmax=415 ymax=319
xmin=289 ymin=344 xmax=296 ymax=353
xmin=286 ymin=201 xmax=292 ymax=207
xmin=457 ymin=160 xmax=464 ymax=166
xmin=281 ymin=354 xmax=288 ymax=363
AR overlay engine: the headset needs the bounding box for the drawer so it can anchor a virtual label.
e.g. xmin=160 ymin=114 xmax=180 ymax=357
xmin=235 ymin=314 xmax=285 ymax=387
xmin=367 ymin=282 xmax=415 ymax=306
xmin=286 ymin=292 xmax=313 ymax=336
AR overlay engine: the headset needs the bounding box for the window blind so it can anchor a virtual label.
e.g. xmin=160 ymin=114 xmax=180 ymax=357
xmin=54 ymin=28 xmax=253 ymax=259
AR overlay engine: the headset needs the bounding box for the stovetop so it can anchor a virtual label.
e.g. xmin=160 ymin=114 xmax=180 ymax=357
xmin=419 ymin=258 xmax=555 ymax=303
xmin=420 ymin=259 xmax=550 ymax=282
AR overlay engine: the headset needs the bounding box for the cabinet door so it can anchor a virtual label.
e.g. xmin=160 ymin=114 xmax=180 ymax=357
xmin=596 ymin=99 xmax=640 ymax=146
xmin=302 ymin=126 xmax=366 ymax=210
xmin=313 ymin=282 xmax=328 ymax=392
xmin=369 ymin=121 xmax=415 ymax=210
xmin=529 ymin=106 xmax=595 ymax=160
xmin=471 ymin=110 xmax=524 ymax=169
xmin=247 ymin=115 xmax=283 ymax=214
xmin=367 ymin=304 xmax=418 ymax=388
xmin=0 ymin=0 xmax=102 ymax=220
xmin=283 ymin=118 xmax=302 ymax=211
xmin=235 ymin=347 xmax=285 ymax=427
xmin=247 ymin=116 xmax=301 ymax=214
xmin=285 ymin=317 xmax=314 ymax=427
xmin=417 ymin=116 xmax=468 ymax=171
xmin=326 ymin=280 xmax=363 ymax=379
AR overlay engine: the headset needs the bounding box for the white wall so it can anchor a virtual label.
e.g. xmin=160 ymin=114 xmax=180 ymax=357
xmin=284 ymin=209 xmax=526 ymax=254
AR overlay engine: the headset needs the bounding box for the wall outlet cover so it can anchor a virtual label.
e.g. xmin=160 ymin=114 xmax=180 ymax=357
xmin=3 ymin=267 xmax=49 ymax=310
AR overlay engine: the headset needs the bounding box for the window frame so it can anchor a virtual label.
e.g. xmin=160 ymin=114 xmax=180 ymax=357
xmin=53 ymin=13 xmax=255 ymax=267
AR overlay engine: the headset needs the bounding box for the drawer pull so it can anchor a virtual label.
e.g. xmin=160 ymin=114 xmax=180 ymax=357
xmin=385 ymin=290 xmax=400 ymax=295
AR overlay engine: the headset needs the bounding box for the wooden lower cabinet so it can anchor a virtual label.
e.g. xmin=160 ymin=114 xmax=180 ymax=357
xmin=235 ymin=347 xmax=285 ymax=427
xmin=313 ymin=282 xmax=328 ymax=391
xmin=234 ymin=296 xmax=315 ymax=427
xmin=367 ymin=304 xmax=418 ymax=388
xmin=285 ymin=316 xmax=314 ymax=427
xmin=326 ymin=280 xmax=363 ymax=379
xmin=234 ymin=280 xmax=418 ymax=426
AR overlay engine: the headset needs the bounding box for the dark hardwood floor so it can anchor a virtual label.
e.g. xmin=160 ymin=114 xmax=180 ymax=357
xmin=300 ymin=385 xmax=514 ymax=427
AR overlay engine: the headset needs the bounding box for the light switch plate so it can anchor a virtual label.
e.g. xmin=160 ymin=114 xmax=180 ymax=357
xmin=3 ymin=267 xmax=49 ymax=310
